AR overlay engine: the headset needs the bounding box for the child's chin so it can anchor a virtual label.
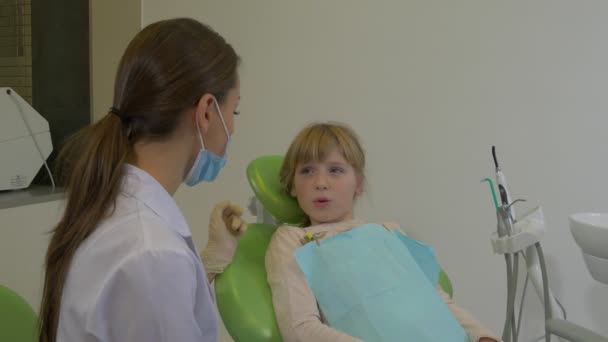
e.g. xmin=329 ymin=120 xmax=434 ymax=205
xmin=311 ymin=217 xmax=341 ymax=225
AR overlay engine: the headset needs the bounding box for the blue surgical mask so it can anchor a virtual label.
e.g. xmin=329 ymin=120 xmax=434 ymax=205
xmin=185 ymin=99 xmax=232 ymax=186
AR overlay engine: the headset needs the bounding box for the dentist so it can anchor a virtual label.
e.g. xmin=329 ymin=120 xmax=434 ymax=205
xmin=39 ymin=18 xmax=245 ymax=342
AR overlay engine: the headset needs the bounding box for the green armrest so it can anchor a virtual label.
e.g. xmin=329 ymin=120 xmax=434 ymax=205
xmin=439 ymin=269 xmax=453 ymax=298
xmin=0 ymin=285 xmax=38 ymax=342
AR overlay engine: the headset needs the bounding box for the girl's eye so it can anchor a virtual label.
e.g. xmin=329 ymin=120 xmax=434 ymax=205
xmin=298 ymin=167 xmax=312 ymax=174
xmin=330 ymin=167 xmax=345 ymax=174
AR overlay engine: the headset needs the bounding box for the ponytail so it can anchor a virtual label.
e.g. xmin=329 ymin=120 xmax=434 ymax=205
xmin=39 ymin=113 xmax=130 ymax=342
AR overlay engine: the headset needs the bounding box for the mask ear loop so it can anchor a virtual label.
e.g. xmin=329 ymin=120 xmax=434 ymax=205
xmin=213 ymin=99 xmax=231 ymax=138
xmin=194 ymin=111 xmax=206 ymax=150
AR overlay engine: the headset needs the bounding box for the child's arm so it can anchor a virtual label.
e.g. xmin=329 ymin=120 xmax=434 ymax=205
xmin=438 ymin=287 xmax=501 ymax=342
xmin=265 ymin=226 xmax=363 ymax=342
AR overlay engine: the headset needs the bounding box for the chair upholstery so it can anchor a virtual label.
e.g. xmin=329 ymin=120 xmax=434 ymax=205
xmin=245 ymin=155 xmax=306 ymax=225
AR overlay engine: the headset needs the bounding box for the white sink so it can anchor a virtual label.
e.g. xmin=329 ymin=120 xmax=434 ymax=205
xmin=569 ymin=213 xmax=608 ymax=285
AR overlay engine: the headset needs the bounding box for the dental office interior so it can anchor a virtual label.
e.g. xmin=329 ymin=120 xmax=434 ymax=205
xmin=1 ymin=1 xmax=607 ymax=341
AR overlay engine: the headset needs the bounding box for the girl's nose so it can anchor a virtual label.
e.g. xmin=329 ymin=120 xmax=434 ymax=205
xmin=313 ymin=173 xmax=329 ymax=190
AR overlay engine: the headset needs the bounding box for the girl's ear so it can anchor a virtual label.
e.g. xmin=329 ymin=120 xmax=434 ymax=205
xmin=355 ymin=175 xmax=364 ymax=196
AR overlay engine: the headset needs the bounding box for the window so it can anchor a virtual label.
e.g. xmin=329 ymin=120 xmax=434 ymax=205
xmin=0 ymin=0 xmax=32 ymax=103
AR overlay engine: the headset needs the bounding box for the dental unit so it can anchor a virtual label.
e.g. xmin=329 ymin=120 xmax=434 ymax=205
xmin=484 ymin=146 xmax=607 ymax=342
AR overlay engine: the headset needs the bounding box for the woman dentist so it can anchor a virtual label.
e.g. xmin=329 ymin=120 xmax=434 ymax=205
xmin=39 ymin=18 xmax=246 ymax=342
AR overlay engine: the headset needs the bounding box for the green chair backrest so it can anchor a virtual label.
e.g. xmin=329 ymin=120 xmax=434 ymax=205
xmin=215 ymin=155 xmax=453 ymax=342
xmin=215 ymin=223 xmax=282 ymax=342
xmin=0 ymin=285 xmax=38 ymax=342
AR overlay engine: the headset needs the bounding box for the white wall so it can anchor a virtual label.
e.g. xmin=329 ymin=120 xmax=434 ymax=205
xmin=143 ymin=0 xmax=608 ymax=340
xmin=0 ymin=201 xmax=62 ymax=311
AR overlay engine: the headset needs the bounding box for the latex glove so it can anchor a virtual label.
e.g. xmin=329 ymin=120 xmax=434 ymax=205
xmin=201 ymin=200 xmax=248 ymax=275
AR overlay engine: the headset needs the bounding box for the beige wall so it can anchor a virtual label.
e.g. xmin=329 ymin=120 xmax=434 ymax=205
xmin=90 ymin=0 xmax=141 ymax=121
xmin=143 ymin=0 xmax=608 ymax=340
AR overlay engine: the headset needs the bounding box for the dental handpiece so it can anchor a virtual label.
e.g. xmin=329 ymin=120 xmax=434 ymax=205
xmin=493 ymin=146 xmax=516 ymax=221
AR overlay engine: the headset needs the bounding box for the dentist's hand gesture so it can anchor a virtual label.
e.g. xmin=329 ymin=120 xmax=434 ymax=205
xmin=201 ymin=200 xmax=247 ymax=281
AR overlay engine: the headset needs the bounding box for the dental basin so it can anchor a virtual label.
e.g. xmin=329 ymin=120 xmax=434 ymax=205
xmin=569 ymin=213 xmax=608 ymax=285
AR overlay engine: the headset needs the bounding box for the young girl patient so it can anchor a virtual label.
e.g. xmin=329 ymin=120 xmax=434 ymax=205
xmin=265 ymin=122 xmax=500 ymax=342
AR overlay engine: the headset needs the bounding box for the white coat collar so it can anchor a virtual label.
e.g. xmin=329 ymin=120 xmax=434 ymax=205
xmin=122 ymin=164 xmax=191 ymax=238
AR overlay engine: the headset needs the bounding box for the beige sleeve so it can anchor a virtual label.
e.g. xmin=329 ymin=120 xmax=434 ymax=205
xmin=438 ymin=286 xmax=501 ymax=341
xmin=265 ymin=226 xmax=363 ymax=342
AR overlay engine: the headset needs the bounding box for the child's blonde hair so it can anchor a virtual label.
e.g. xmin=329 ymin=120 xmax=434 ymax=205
xmin=280 ymin=122 xmax=366 ymax=195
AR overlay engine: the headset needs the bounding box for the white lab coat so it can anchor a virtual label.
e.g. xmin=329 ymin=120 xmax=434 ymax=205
xmin=56 ymin=164 xmax=218 ymax=342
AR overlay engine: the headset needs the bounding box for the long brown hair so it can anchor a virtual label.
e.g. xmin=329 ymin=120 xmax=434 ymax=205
xmin=39 ymin=18 xmax=239 ymax=342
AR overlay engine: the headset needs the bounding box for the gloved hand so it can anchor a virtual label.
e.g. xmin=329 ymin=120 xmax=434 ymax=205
xmin=201 ymin=200 xmax=248 ymax=275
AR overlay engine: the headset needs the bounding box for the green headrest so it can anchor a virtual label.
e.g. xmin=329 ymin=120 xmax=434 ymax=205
xmin=246 ymin=155 xmax=307 ymax=225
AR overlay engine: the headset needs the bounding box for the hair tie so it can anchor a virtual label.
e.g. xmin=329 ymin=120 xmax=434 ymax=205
xmin=109 ymin=106 xmax=129 ymax=126
xmin=109 ymin=106 xmax=122 ymax=116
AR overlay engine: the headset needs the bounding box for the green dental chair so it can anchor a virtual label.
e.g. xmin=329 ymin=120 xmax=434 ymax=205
xmin=0 ymin=284 xmax=38 ymax=342
xmin=215 ymin=155 xmax=454 ymax=342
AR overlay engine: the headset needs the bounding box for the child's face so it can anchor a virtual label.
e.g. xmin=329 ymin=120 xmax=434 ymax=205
xmin=291 ymin=148 xmax=363 ymax=226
